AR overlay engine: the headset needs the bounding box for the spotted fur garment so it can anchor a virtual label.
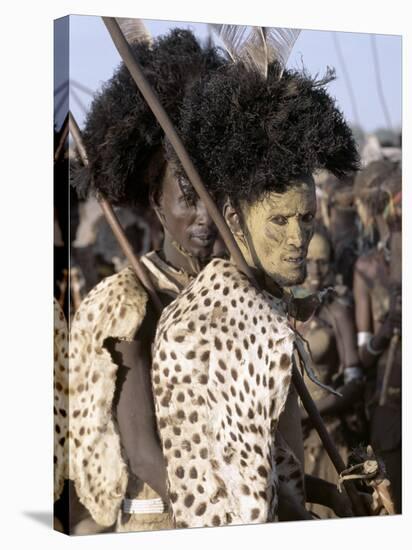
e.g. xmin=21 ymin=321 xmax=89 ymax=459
xmin=66 ymin=268 xmax=147 ymax=526
xmin=152 ymin=258 xmax=299 ymax=528
xmin=54 ymin=299 xmax=69 ymax=502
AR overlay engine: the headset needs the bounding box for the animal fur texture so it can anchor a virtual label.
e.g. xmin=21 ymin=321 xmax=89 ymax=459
xmin=54 ymin=299 xmax=69 ymax=502
xmin=152 ymin=258 xmax=301 ymax=527
xmin=66 ymin=268 xmax=147 ymax=526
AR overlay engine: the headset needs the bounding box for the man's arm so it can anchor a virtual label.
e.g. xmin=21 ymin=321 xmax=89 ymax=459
xmin=108 ymin=338 xmax=169 ymax=503
xmin=301 ymin=379 xmax=363 ymax=422
xmin=353 ymin=260 xmax=373 ymax=336
xmin=354 ymin=260 xmax=400 ymax=368
xmin=278 ymin=384 xmax=304 ymax=466
xmin=302 ymin=300 xmax=364 ymax=420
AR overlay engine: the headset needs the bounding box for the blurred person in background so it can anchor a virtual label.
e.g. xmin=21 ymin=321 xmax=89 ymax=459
xmin=297 ymin=225 xmax=366 ymax=518
xmin=353 ymin=160 xmax=402 ymax=513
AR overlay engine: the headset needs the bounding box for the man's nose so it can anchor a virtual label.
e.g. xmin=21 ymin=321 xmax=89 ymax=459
xmin=196 ymin=200 xmax=213 ymax=227
xmin=286 ymin=219 xmax=305 ymax=249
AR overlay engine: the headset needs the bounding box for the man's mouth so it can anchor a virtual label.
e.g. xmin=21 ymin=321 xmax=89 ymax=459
xmin=283 ymin=256 xmax=305 ymax=266
xmin=191 ymin=231 xmax=215 ymax=245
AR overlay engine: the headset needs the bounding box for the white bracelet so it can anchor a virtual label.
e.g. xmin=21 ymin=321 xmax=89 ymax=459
xmin=357 ymin=331 xmax=372 ymax=347
xmin=344 ymin=366 xmax=364 ymax=384
xmin=123 ymin=497 xmax=166 ymax=515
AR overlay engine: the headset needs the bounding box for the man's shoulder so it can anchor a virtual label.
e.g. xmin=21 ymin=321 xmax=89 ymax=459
xmin=157 ymin=258 xmax=292 ymax=342
xmin=71 ymin=267 xmax=148 ymax=340
xmin=158 ymin=258 xmax=257 ymax=325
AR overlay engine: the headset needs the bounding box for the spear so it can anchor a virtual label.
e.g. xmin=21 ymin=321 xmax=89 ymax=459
xmin=100 ymin=17 xmax=368 ymax=516
xmin=68 ymin=112 xmax=163 ymax=314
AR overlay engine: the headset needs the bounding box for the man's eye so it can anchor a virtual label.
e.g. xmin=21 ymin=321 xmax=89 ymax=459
xmin=302 ymin=213 xmax=314 ymax=223
xmin=271 ymin=216 xmax=287 ymax=226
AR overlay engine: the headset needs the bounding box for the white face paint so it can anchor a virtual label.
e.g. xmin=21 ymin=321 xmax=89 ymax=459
xmin=239 ymin=179 xmax=317 ymax=287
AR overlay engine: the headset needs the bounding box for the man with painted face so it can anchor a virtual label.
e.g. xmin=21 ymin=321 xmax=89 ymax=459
xmin=56 ymin=29 xmax=223 ymax=535
xmin=151 ymin=61 xmax=359 ymax=527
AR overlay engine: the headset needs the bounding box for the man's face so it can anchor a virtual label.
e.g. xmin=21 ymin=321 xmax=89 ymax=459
xmin=304 ymin=232 xmax=332 ymax=292
xmin=241 ymin=179 xmax=316 ymax=287
xmin=159 ymin=164 xmax=217 ymax=260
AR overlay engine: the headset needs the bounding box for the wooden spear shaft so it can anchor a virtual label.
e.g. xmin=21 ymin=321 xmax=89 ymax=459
xmin=292 ymin=352 xmax=368 ymax=516
xmin=68 ymin=112 xmax=163 ymax=314
xmin=101 ymin=16 xmax=369 ymax=516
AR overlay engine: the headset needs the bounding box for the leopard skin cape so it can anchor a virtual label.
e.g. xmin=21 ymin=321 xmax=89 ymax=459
xmin=152 ymin=258 xmax=303 ymax=528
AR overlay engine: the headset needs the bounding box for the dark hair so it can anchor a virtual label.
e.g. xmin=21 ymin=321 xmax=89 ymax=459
xmin=166 ymin=62 xmax=360 ymax=207
xmin=71 ymin=29 xmax=224 ymax=207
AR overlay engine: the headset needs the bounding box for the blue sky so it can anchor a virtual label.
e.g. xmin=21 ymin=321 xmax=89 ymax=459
xmin=54 ymin=15 xmax=402 ymax=134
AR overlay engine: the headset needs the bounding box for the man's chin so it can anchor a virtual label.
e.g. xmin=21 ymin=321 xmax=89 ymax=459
xmin=188 ymin=245 xmax=214 ymax=261
xmin=269 ymin=268 xmax=307 ymax=288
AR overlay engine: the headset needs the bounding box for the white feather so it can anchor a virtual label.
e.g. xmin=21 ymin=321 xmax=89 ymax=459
xmin=263 ymin=27 xmax=300 ymax=77
xmin=210 ymin=24 xmax=300 ymax=79
xmin=209 ymin=24 xmax=252 ymax=62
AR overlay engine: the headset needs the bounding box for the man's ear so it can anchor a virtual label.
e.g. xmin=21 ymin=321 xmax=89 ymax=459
xmin=223 ymin=200 xmax=244 ymax=238
xmin=149 ymin=186 xmax=165 ymax=225
xmin=147 ymin=155 xmax=167 ymax=225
